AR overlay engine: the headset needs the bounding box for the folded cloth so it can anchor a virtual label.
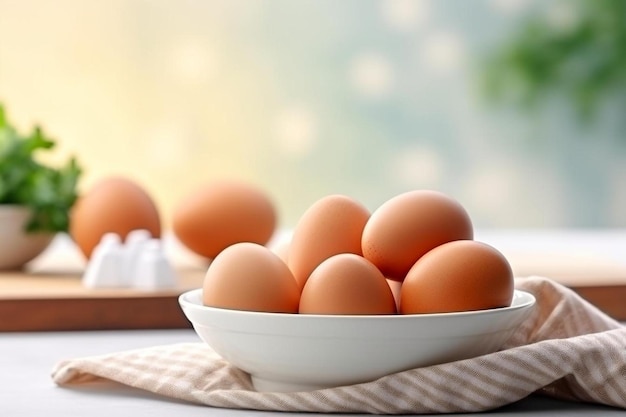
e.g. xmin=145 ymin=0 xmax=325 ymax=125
xmin=52 ymin=276 xmax=626 ymax=414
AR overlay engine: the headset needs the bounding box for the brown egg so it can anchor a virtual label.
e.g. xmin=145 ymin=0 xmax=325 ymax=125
xmin=386 ymin=278 xmax=402 ymax=311
xmin=362 ymin=190 xmax=473 ymax=281
xmin=70 ymin=176 xmax=161 ymax=259
xmin=288 ymin=195 xmax=370 ymax=290
xmin=203 ymin=242 xmax=299 ymax=313
xmin=271 ymin=236 xmax=290 ymax=264
xmin=172 ymin=180 xmax=277 ymax=260
xmin=400 ymin=240 xmax=514 ymax=314
xmin=299 ymin=254 xmax=397 ymax=315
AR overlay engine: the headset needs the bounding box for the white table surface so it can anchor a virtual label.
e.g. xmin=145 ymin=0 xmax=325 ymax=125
xmin=25 ymin=229 xmax=626 ymax=287
xmin=3 ymin=229 xmax=626 ymax=415
xmin=1 ymin=329 xmax=625 ymax=416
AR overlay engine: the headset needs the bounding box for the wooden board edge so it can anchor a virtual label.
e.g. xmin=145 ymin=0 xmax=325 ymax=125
xmin=0 ymin=296 xmax=193 ymax=332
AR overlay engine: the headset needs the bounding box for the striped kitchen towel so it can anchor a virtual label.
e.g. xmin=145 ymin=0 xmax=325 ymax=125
xmin=52 ymin=276 xmax=626 ymax=414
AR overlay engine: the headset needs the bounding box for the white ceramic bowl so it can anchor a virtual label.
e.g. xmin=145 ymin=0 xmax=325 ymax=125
xmin=0 ymin=205 xmax=55 ymax=270
xmin=179 ymin=289 xmax=535 ymax=392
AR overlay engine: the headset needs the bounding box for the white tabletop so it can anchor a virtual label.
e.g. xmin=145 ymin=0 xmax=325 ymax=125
xmin=3 ymin=229 xmax=626 ymax=415
xmin=1 ymin=329 xmax=624 ymax=416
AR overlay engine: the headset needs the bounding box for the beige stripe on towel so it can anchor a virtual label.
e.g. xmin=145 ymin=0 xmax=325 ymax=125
xmin=52 ymin=276 xmax=626 ymax=414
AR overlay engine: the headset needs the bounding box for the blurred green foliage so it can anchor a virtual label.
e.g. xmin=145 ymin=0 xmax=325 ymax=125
xmin=0 ymin=104 xmax=81 ymax=233
xmin=483 ymin=0 xmax=626 ymax=121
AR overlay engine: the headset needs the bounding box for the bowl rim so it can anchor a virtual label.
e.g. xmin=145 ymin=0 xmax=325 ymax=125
xmin=179 ymin=288 xmax=536 ymax=320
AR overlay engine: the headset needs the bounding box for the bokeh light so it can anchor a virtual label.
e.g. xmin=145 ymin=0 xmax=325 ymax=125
xmin=1 ymin=0 xmax=624 ymax=229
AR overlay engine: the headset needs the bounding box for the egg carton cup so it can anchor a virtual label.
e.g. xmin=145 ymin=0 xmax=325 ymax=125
xmin=83 ymin=229 xmax=178 ymax=289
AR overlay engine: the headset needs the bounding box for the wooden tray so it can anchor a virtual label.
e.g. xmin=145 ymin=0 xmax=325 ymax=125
xmin=1 ymin=269 xmax=625 ymax=332
xmin=0 ymin=268 xmax=205 ymax=332
xmin=570 ymin=285 xmax=626 ymax=321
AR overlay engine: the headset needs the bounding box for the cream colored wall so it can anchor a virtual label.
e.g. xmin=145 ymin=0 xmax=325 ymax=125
xmin=0 ymin=1 xmax=285 ymax=229
xmin=2 ymin=0 xmax=625 ymax=229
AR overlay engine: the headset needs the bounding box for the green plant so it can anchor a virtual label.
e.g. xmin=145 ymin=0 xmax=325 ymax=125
xmin=483 ymin=0 xmax=626 ymax=121
xmin=0 ymin=104 xmax=81 ymax=233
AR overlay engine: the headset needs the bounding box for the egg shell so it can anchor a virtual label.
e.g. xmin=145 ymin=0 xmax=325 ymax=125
xmin=400 ymin=240 xmax=514 ymax=314
xmin=70 ymin=177 xmax=161 ymax=259
xmin=272 ymin=237 xmax=290 ymax=264
xmin=386 ymin=278 xmax=402 ymax=311
xmin=299 ymin=253 xmax=397 ymax=315
xmin=362 ymin=190 xmax=473 ymax=280
xmin=288 ymin=195 xmax=370 ymax=290
xmin=203 ymin=242 xmax=299 ymax=313
xmin=173 ymin=180 xmax=277 ymax=260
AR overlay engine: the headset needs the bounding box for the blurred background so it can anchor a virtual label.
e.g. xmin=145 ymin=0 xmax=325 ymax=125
xmin=1 ymin=0 xmax=625 ymax=231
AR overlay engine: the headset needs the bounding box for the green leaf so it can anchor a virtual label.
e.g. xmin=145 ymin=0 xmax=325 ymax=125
xmin=481 ymin=0 xmax=626 ymax=124
xmin=0 ymin=104 xmax=82 ymax=233
xmin=0 ymin=105 xmax=6 ymax=128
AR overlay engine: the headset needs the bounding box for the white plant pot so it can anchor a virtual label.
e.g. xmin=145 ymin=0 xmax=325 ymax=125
xmin=0 ymin=205 xmax=55 ymax=270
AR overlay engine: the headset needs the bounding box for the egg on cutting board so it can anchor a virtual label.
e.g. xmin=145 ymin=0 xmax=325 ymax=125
xmin=172 ymin=180 xmax=277 ymax=260
xmin=69 ymin=176 xmax=161 ymax=259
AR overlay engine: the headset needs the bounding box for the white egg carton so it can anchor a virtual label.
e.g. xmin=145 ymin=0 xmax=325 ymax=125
xmin=83 ymin=229 xmax=177 ymax=289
